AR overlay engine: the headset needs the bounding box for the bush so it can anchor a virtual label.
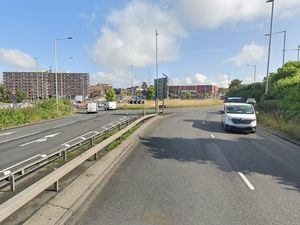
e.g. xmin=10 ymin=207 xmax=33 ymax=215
xmin=0 ymin=99 xmax=73 ymax=129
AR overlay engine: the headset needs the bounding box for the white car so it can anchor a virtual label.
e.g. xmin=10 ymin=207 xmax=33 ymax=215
xmin=246 ymin=98 xmax=256 ymax=105
xmin=222 ymin=103 xmax=257 ymax=133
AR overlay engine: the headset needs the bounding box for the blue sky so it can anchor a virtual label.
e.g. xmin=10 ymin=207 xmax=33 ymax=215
xmin=0 ymin=0 xmax=299 ymax=88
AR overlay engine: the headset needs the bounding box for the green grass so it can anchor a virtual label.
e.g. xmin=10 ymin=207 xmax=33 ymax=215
xmin=258 ymin=112 xmax=300 ymax=140
xmin=117 ymin=99 xmax=223 ymax=110
xmin=0 ymin=99 xmax=74 ymax=130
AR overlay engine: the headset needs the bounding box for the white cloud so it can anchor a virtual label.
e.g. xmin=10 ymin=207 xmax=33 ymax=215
xmin=165 ymin=0 xmax=300 ymax=28
xmin=0 ymin=49 xmax=36 ymax=69
xmin=90 ymin=1 xmax=187 ymax=68
xmin=194 ymin=73 xmax=208 ymax=84
xmin=211 ymin=74 xmax=230 ymax=88
xmin=227 ymin=41 xmax=266 ymax=66
xmin=170 ymin=73 xmax=229 ymax=88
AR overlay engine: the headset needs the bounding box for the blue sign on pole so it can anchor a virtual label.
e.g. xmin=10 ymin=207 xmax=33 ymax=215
xmin=142 ymin=90 xmax=147 ymax=96
xmin=12 ymin=95 xmax=17 ymax=103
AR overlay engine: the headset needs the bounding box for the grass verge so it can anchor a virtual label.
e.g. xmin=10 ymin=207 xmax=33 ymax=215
xmin=117 ymin=99 xmax=223 ymax=110
xmin=257 ymin=112 xmax=300 ymax=140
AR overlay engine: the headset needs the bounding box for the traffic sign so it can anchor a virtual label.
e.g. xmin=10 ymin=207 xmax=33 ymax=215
xmin=142 ymin=90 xmax=147 ymax=96
xmin=141 ymin=82 xmax=148 ymax=90
xmin=12 ymin=95 xmax=17 ymax=103
xmin=154 ymin=77 xmax=168 ymax=99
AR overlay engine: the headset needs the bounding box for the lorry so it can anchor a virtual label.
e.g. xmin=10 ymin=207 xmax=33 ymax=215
xmin=87 ymin=102 xmax=98 ymax=113
xmin=104 ymin=101 xmax=117 ymax=111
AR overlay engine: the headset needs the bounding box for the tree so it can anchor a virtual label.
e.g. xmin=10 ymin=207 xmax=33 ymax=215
xmin=16 ymin=90 xmax=27 ymax=103
xmin=105 ymin=89 xmax=116 ymax=102
xmin=229 ymin=79 xmax=242 ymax=89
xmin=184 ymin=91 xmax=192 ymax=99
xmin=146 ymin=86 xmax=155 ymax=100
xmin=0 ymin=86 xmax=4 ymax=102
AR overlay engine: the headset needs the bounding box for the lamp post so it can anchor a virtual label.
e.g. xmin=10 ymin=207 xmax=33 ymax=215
xmin=155 ymin=29 xmax=159 ymax=114
xmin=54 ymin=37 xmax=73 ymax=104
xmin=130 ymin=65 xmax=134 ymax=96
xmin=265 ymin=30 xmax=286 ymax=66
xmin=285 ymin=46 xmax=300 ymax=61
xmin=246 ymin=64 xmax=257 ymax=92
xmin=265 ymin=0 xmax=275 ymax=95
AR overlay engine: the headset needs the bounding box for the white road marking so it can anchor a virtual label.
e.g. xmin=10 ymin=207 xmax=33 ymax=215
xmin=44 ymin=133 xmax=60 ymax=138
xmin=3 ymin=170 xmax=11 ymax=176
xmin=0 ymin=131 xmax=40 ymax=144
xmin=20 ymin=133 xmax=61 ymax=147
xmin=238 ymin=172 xmax=255 ymax=191
xmin=210 ymin=134 xmax=215 ymax=139
xmin=0 ymin=132 xmax=15 ymax=137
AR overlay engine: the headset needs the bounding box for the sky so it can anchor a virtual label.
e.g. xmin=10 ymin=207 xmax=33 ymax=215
xmin=0 ymin=0 xmax=300 ymax=88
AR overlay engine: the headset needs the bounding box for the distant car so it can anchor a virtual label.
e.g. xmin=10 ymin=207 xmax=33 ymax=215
xmin=224 ymin=97 xmax=243 ymax=103
xmin=246 ymin=98 xmax=256 ymax=105
xmin=222 ymin=103 xmax=257 ymax=133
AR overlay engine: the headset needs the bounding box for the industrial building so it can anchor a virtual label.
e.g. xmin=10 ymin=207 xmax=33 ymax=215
xmin=169 ymin=85 xmax=219 ymax=98
xmin=2 ymin=72 xmax=89 ymax=100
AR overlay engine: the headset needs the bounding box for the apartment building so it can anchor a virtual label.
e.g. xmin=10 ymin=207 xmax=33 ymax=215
xmin=3 ymin=72 xmax=89 ymax=100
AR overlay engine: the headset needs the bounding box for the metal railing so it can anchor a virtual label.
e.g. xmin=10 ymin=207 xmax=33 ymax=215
xmin=0 ymin=115 xmax=142 ymax=191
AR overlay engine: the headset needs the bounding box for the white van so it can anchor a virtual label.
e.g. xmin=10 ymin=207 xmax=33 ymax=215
xmin=222 ymin=103 xmax=257 ymax=133
xmin=104 ymin=101 xmax=117 ymax=111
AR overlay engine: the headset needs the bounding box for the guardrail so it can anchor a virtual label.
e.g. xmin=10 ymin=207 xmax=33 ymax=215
xmin=0 ymin=114 xmax=156 ymax=223
xmin=0 ymin=114 xmax=142 ymax=191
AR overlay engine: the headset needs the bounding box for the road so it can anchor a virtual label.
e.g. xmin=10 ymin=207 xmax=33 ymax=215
xmin=68 ymin=107 xmax=300 ymax=225
xmin=0 ymin=110 xmax=141 ymax=171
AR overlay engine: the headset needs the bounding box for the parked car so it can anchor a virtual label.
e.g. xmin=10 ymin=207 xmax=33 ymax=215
xmin=246 ymin=98 xmax=256 ymax=105
xmin=224 ymin=97 xmax=243 ymax=103
xmin=222 ymin=103 xmax=257 ymax=133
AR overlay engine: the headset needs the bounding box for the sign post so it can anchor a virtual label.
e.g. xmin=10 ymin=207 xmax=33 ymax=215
xmin=12 ymin=89 xmax=17 ymax=108
xmin=154 ymin=76 xmax=168 ymax=114
xmin=141 ymin=82 xmax=148 ymax=116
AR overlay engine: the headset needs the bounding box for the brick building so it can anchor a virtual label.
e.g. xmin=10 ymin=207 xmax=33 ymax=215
xmin=3 ymin=72 xmax=89 ymax=100
xmin=89 ymin=83 xmax=113 ymax=98
xmin=169 ymin=85 xmax=218 ymax=98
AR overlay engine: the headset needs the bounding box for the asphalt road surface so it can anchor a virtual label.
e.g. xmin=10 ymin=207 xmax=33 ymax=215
xmin=68 ymin=107 xmax=300 ymax=225
xmin=0 ymin=110 xmax=141 ymax=171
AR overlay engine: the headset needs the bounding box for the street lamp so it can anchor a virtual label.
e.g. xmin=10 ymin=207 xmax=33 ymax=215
xmin=265 ymin=0 xmax=275 ymax=95
xmin=54 ymin=37 xmax=73 ymax=104
xmin=285 ymin=46 xmax=300 ymax=61
xmin=265 ymin=30 xmax=286 ymax=66
xmin=246 ymin=64 xmax=257 ymax=92
xmin=130 ymin=65 xmax=134 ymax=96
xmin=155 ymin=29 xmax=159 ymax=114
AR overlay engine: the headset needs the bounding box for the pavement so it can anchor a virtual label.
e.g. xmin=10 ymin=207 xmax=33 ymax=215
xmin=65 ymin=107 xmax=300 ymax=225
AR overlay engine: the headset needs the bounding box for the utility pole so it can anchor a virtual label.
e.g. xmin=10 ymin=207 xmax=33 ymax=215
xmin=265 ymin=0 xmax=275 ymax=95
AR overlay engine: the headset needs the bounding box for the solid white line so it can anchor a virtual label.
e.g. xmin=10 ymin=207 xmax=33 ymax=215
xmin=210 ymin=134 xmax=215 ymax=139
xmin=0 ymin=131 xmax=40 ymax=144
xmin=0 ymin=154 xmax=41 ymax=172
xmin=0 ymin=132 xmax=15 ymax=137
xmin=238 ymin=172 xmax=255 ymax=191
